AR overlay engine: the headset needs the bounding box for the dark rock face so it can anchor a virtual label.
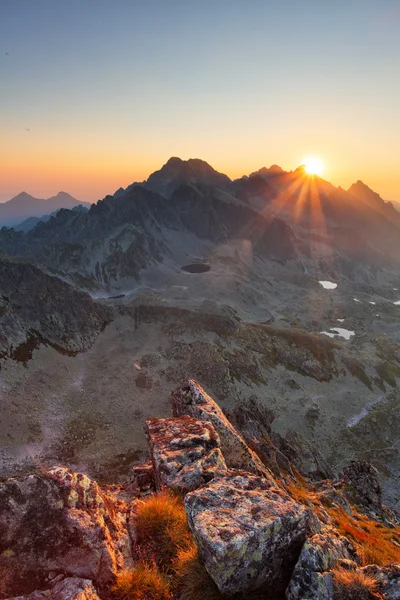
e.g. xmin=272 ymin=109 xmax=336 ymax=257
xmin=342 ymin=460 xmax=382 ymax=513
xmin=0 ymin=258 xmax=110 ymax=359
xmin=185 ymin=472 xmax=312 ymax=597
xmin=144 ymin=157 xmax=232 ymax=198
xmin=145 ymin=416 xmax=227 ymax=492
xmin=0 ymin=468 xmax=130 ymax=597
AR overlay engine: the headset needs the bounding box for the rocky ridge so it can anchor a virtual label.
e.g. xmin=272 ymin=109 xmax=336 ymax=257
xmin=1 ymin=379 xmax=399 ymax=600
xmin=0 ymin=257 xmax=110 ymax=360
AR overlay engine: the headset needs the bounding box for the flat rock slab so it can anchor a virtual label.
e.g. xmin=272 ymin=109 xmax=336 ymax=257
xmin=185 ymin=472 xmax=311 ymax=596
xmin=145 ymin=415 xmax=227 ymax=492
xmin=172 ymin=379 xmax=275 ymax=482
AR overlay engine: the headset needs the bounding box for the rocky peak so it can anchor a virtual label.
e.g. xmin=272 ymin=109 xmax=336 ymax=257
xmin=144 ymin=156 xmax=232 ymax=198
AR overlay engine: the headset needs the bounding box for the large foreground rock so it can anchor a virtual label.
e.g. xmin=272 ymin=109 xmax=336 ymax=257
xmin=286 ymin=531 xmax=359 ymax=599
xmin=8 ymin=577 xmax=100 ymax=600
xmin=185 ymin=471 xmax=312 ymax=596
xmin=172 ymin=379 xmax=274 ymax=482
xmin=146 ymin=416 xmax=227 ymax=491
xmin=0 ymin=468 xmax=130 ymax=597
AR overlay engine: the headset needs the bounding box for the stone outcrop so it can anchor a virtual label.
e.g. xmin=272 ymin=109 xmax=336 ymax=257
xmin=8 ymin=577 xmax=100 ymax=600
xmin=145 ymin=415 xmax=227 ymax=492
xmin=172 ymin=379 xmax=274 ymax=482
xmin=184 ymin=471 xmax=312 ymax=597
xmin=286 ymin=531 xmax=360 ymax=599
xmin=0 ymin=468 xmax=131 ymax=597
xmin=342 ymin=460 xmax=382 ymax=513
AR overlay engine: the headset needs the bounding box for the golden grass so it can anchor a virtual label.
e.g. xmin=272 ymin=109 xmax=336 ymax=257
xmin=173 ymin=543 xmax=223 ymax=600
xmin=332 ymin=567 xmax=382 ymax=600
xmin=135 ymin=491 xmax=192 ymax=570
xmin=329 ymin=507 xmax=400 ymax=567
xmin=287 ymin=481 xmax=400 ymax=567
xmin=112 ymin=563 xmax=171 ymax=600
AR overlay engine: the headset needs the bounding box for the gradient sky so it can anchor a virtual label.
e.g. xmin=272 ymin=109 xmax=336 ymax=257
xmin=1 ymin=0 xmax=399 ymax=203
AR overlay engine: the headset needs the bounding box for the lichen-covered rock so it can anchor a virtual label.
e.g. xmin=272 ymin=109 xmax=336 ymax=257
xmin=172 ymin=379 xmax=274 ymax=482
xmin=184 ymin=471 xmax=312 ymax=596
xmin=8 ymin=577 xmax=100 ymax=600
xmin=0 ymin=468 xmax=131 ymax=597
xmin=362 ymin=564 xmax=400 ymax=599
xmin=146 ymin=415 xmax=227 ymax=492
xmin=286 ymin=531 xmax=360 ymax=599
xmin=342 ymin=460 xmax=382 ymax=513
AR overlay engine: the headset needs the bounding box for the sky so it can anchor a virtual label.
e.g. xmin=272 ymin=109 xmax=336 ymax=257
xmin=1 ymin=0 xmax=399 ymax=203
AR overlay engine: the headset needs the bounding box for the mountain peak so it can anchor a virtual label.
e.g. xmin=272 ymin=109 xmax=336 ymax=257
xmin=250 ymin=165 xmax=286 ymax=178
xmin=144 ymin=157 xmax=231 ymax=198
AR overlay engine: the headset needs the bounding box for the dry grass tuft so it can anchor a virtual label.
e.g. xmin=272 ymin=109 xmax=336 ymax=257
xmin=288 ymin=480 xmax=400 ymax=567
xmin=329 ymin=508 xmax=400 ymax=567
xmin=112 ymin=563 xmax=171 ymax=600
xmin=135 ymin=491 xmax=192 ymax=570
xmin=174 ymin=543 xmax=223 ymax=600
xmin=333 ymin=567 xmax=382 ymax=599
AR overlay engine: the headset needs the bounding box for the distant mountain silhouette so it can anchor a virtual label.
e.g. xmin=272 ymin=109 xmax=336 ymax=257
xmin=0 ymin=191 xmax=90 ymax=226
xmin=14 ymin=204 xmax=89 ymax=232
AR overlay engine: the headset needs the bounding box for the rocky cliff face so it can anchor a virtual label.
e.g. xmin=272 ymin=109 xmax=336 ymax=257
xmin=0 ymin=257 xmax=110 ymax=359
xmin=1 ymin=379 xmax=399 ymax=600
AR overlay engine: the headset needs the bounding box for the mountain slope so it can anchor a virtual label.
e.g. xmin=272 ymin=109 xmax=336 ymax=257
xmin=0 ymin=183 xmax=297 ymax=290
xmin=0 ymin=191 xmax=91 ymax=226
xmin=0 ymin=256 xmax=110 ymax=359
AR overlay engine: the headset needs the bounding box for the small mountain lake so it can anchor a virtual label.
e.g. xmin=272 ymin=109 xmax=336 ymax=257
xmin=181 ymin=263 xmax=211 ymax=273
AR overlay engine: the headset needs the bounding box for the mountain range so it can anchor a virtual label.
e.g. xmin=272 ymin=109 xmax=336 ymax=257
xmin=0 ymin=191 xmax=90 ymax=226
xmin=0 ymin=157 xmax=398 ymax=291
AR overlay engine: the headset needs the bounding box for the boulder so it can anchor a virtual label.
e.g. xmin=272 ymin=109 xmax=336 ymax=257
xmin=342 ymin=461 xmax=382 ymax=513
xmin=185 ymin=471 xmax=312 ymax=596
xmin=8 ymin=577 xmax=100 ymax=600
xmin=286 ymin=531 xmax=360 ymax=599
xmin=145 ymin=415 xmax=227 ymax=492
xmin=172 ymin=379 xmax=274 ymax=482
xmin=0 ymin=468 xmax=131 ymax=597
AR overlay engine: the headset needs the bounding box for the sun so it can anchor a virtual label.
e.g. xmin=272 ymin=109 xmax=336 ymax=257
xmin=303 ymin=156 xmax=325 ymax=176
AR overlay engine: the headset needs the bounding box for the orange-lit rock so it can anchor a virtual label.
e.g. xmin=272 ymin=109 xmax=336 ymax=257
xmin=145 ymin=415 xmax=227 ymax=492
xmin=0 ymin=468 xmax=131 ymax=597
